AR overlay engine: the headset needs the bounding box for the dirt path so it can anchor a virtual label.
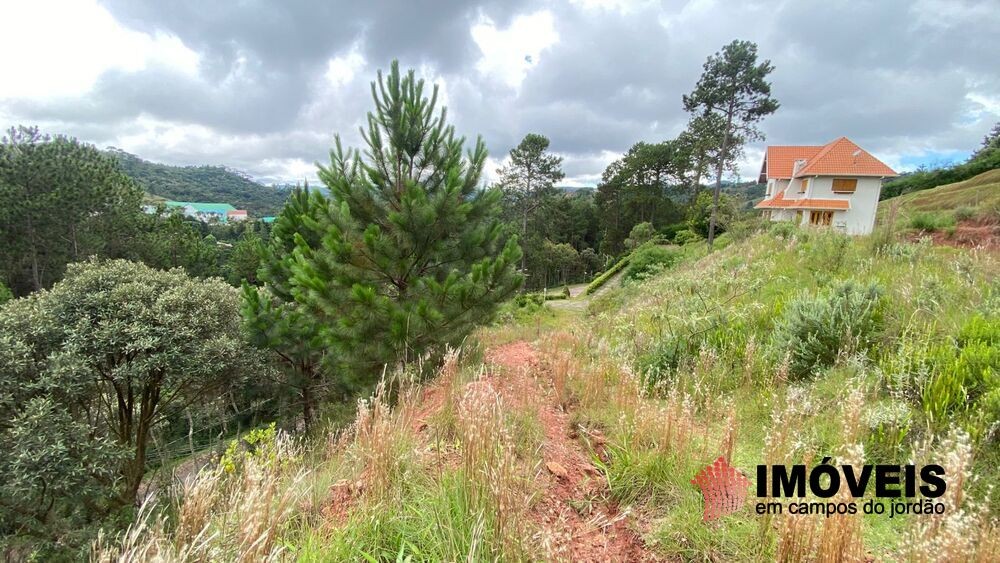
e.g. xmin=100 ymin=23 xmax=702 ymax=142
xmin=546 ymin=271 xmax=624 ymax=314
xmin=486 ymin=341 xmax=655 ymax=562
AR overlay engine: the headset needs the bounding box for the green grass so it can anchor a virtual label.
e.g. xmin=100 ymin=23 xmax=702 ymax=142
xmin=584 ymin=226 xmax=999 ymax=556
xmin=879 ymin=168 xmax=1000 ymax=225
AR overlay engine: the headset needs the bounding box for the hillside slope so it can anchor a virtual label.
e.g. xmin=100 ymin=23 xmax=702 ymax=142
xmin=97 ymin=229 xmax=1000 ymax=561
xmin=109 ymin=149 xmax=291 ymax=216
xmin=879 ymin=168 xmax=1000 ymax=217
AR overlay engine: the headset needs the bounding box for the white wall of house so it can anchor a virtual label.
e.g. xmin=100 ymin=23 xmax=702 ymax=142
xmin=803 ymin=176 xmax=883 ymax=235
xmin=761 ymin=176 xmax=884 ymax=234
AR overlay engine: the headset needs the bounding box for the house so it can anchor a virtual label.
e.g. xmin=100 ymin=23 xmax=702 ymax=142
xmin=226 ymin=209 xmax=249 ymax=222
xmin=754 ymin=137 xmax=897 ymax=235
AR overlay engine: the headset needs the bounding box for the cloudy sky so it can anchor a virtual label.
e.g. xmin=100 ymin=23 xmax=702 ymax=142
xmin=1 ymin=0 xmax=997 ymax=187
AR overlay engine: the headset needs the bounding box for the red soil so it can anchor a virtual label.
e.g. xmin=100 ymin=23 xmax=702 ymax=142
xmin=908 ymin=217 xmax=1000 ymax=250
xmin=486 ymin=341 xmax=657 ymax=562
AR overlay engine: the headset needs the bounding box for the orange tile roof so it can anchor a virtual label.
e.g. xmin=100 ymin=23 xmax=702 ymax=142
xmin=755 ymin=197 xmax=850 ymax=211
xmin=795 ymin=137 xmax=896 ymax=178
xmin=762 ymin=146 xmax=823 ymax=180
xmin=760 ymin=137 xmax=897 ymax=181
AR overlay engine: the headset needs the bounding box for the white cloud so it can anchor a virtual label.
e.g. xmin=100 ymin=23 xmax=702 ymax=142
xmin=0 ymin=0 xmax=198 ymax=99
xmin=325 ymin=47 xmax=366 ymax=88
xmin=471 ymin=10 xmax=558 ymax=90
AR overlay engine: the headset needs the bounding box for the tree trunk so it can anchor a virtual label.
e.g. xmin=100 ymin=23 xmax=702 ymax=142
xmin=691 ymin=151 xmax=705 ymax=205
xmin=122 ymin=389 xmax=156 ymax=506
xmin=708 ymin=106 xmax=735 ymax=250
xmin=301 ymin=379 xmax=314 ymax=433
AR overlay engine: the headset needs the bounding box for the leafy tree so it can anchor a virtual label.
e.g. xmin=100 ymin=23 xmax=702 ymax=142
xmin=687 ymin=191 xmax=738 ymax=237
xmin=0 ymin=127 xmax=143 ymax=296
xmin=624 ymin=221 xmax=657 ymax=249
xmin=0 ymin=259 xmax=257 ymax=520
xmin=971 ymin=121 xmax=1000 ymax=161
xmin=0 ymin=398 xmax=124 ymax=555
xmin=286 ymin=61 xmax=522 ymax=386
xmin=683 ymin=40 xmax=779 ymax=248
xmin=497 ymin=133 xmax=565 ymax=269
xmin=0 ymin=280 xmax=11 ymax=305
xmin=540 ymin=240 xmax=580 ymax=287
xmin=677 ymin=111 xmax=732 ymax=204
xmin=243 ymin=187 xmax=330 ymax=430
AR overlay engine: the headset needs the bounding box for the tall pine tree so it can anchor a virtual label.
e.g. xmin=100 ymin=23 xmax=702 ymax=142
xmin=496 ymin=133 xmax=565 ymax=270
xmin=288 ymin=61 xmax=522 ymax=384
xmin=683 ymin=40 xmax=778 ymax=248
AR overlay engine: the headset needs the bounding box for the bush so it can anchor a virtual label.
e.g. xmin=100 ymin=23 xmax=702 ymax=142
xmin=922 ymin=315 xmax=1000 ymax=429
xmin=673 ymin=229 xmax=703 ymax=245
xmin=908 ymin=212 xmax=956 ymax=232
xmin=769 ymin=221 xmax=797 ymax=240
xmin=584 ymin=256 xmax=630 ymax=295
xmin=624 ymin=222 xmax=658 ymax=249
xmin=623 ymin=245 xmax=683 ymax=282
xmin=954 ymin=206 xmax=976 ymax=222
xmin=771 ymin=281 xmax=885 ymax=380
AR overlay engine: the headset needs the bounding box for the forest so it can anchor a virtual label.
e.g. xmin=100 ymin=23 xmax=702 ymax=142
xmin=110 ymin=149 xmax=292 ymax=217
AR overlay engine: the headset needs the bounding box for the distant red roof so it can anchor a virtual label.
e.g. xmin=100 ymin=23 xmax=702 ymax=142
xmin=759 ymin=137 xmax=896 ymax=182
xmin=227 ymin=209 xmax=248 ymax=216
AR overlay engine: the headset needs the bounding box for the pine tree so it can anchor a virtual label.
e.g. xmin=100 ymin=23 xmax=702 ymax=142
xmin=496 ymin=133 xmax=565 ymax=269
xmin=0 ymin=126 xmax=143 ymax=295
xmin=683 ymin=40 xmax=779 ymax=249
xmin=243 ymin=187 xmax=330 ymax=430
xmin=289 ymin=62 xmax=522 ymax=384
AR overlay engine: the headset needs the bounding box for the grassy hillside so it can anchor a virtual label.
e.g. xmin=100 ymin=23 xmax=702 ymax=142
xmin=879 ymin=168 xmax=1000 ymax=219
xmin=881 ymin=147 xmax=1000 ymax=200
xmin=109 ymin=148 xmax=291 ymax=216
xmin=96 ymin=226 xmax=999 ymax=561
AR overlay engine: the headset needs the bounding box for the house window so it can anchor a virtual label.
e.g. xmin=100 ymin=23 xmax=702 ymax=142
xmin=795 ymin=210 xmax=803 ymax=224
xmin=832 ymin=178 xmax=857 ymax=193
xmin=798 ymin=178 xmax=809 ymax=194
xmin=809 ymin=211 xmax=834 ymax=226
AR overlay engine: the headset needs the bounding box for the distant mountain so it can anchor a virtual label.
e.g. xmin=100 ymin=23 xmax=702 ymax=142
xmin=108 ymin=149 xmax=291 ymax=216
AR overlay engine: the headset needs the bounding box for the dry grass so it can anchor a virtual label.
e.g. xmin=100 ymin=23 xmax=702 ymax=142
xmin=900 ymin=429 xmax=999 ymax=562
xmin=455 ymin=378 xmax=531 ymax=555
xmin=92 ymin=432 xmax=306 ymax=562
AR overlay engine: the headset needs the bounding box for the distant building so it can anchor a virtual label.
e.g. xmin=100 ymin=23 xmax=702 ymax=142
xmin=754 ymin=137 xmax=897 ymax=235
xmin=261 ymin=216 xmax=277 ymax=224
xmin=227 ymin=209 xmax=249 ymax=221
xmin=145 ymin=201 xmax=243 ymax=223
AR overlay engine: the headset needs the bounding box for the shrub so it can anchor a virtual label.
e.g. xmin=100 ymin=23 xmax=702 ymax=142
xmin=922 ymin=315 xmax=1000 ymax=428
xmin=770 ymin=281 xmax=885 ymax=380
xmin=909 ymin=212 xmax=956 ymax=232
xmin=953 ymin=206 xmax=976 ymax=222
xmin=624 ymin=222 xmax=658 ymax=249
xmin=584 ymin=256 xmax=630 ymax=295
xmin=513 ymin=293 xmax=544 ymax=307
xmin=673 ymin=229 xmax=702 ymax=245
xmin=769 ymin=221 xmax=797 ymax=240
xmin=623 ymin=245 xmax=684 ymax=282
